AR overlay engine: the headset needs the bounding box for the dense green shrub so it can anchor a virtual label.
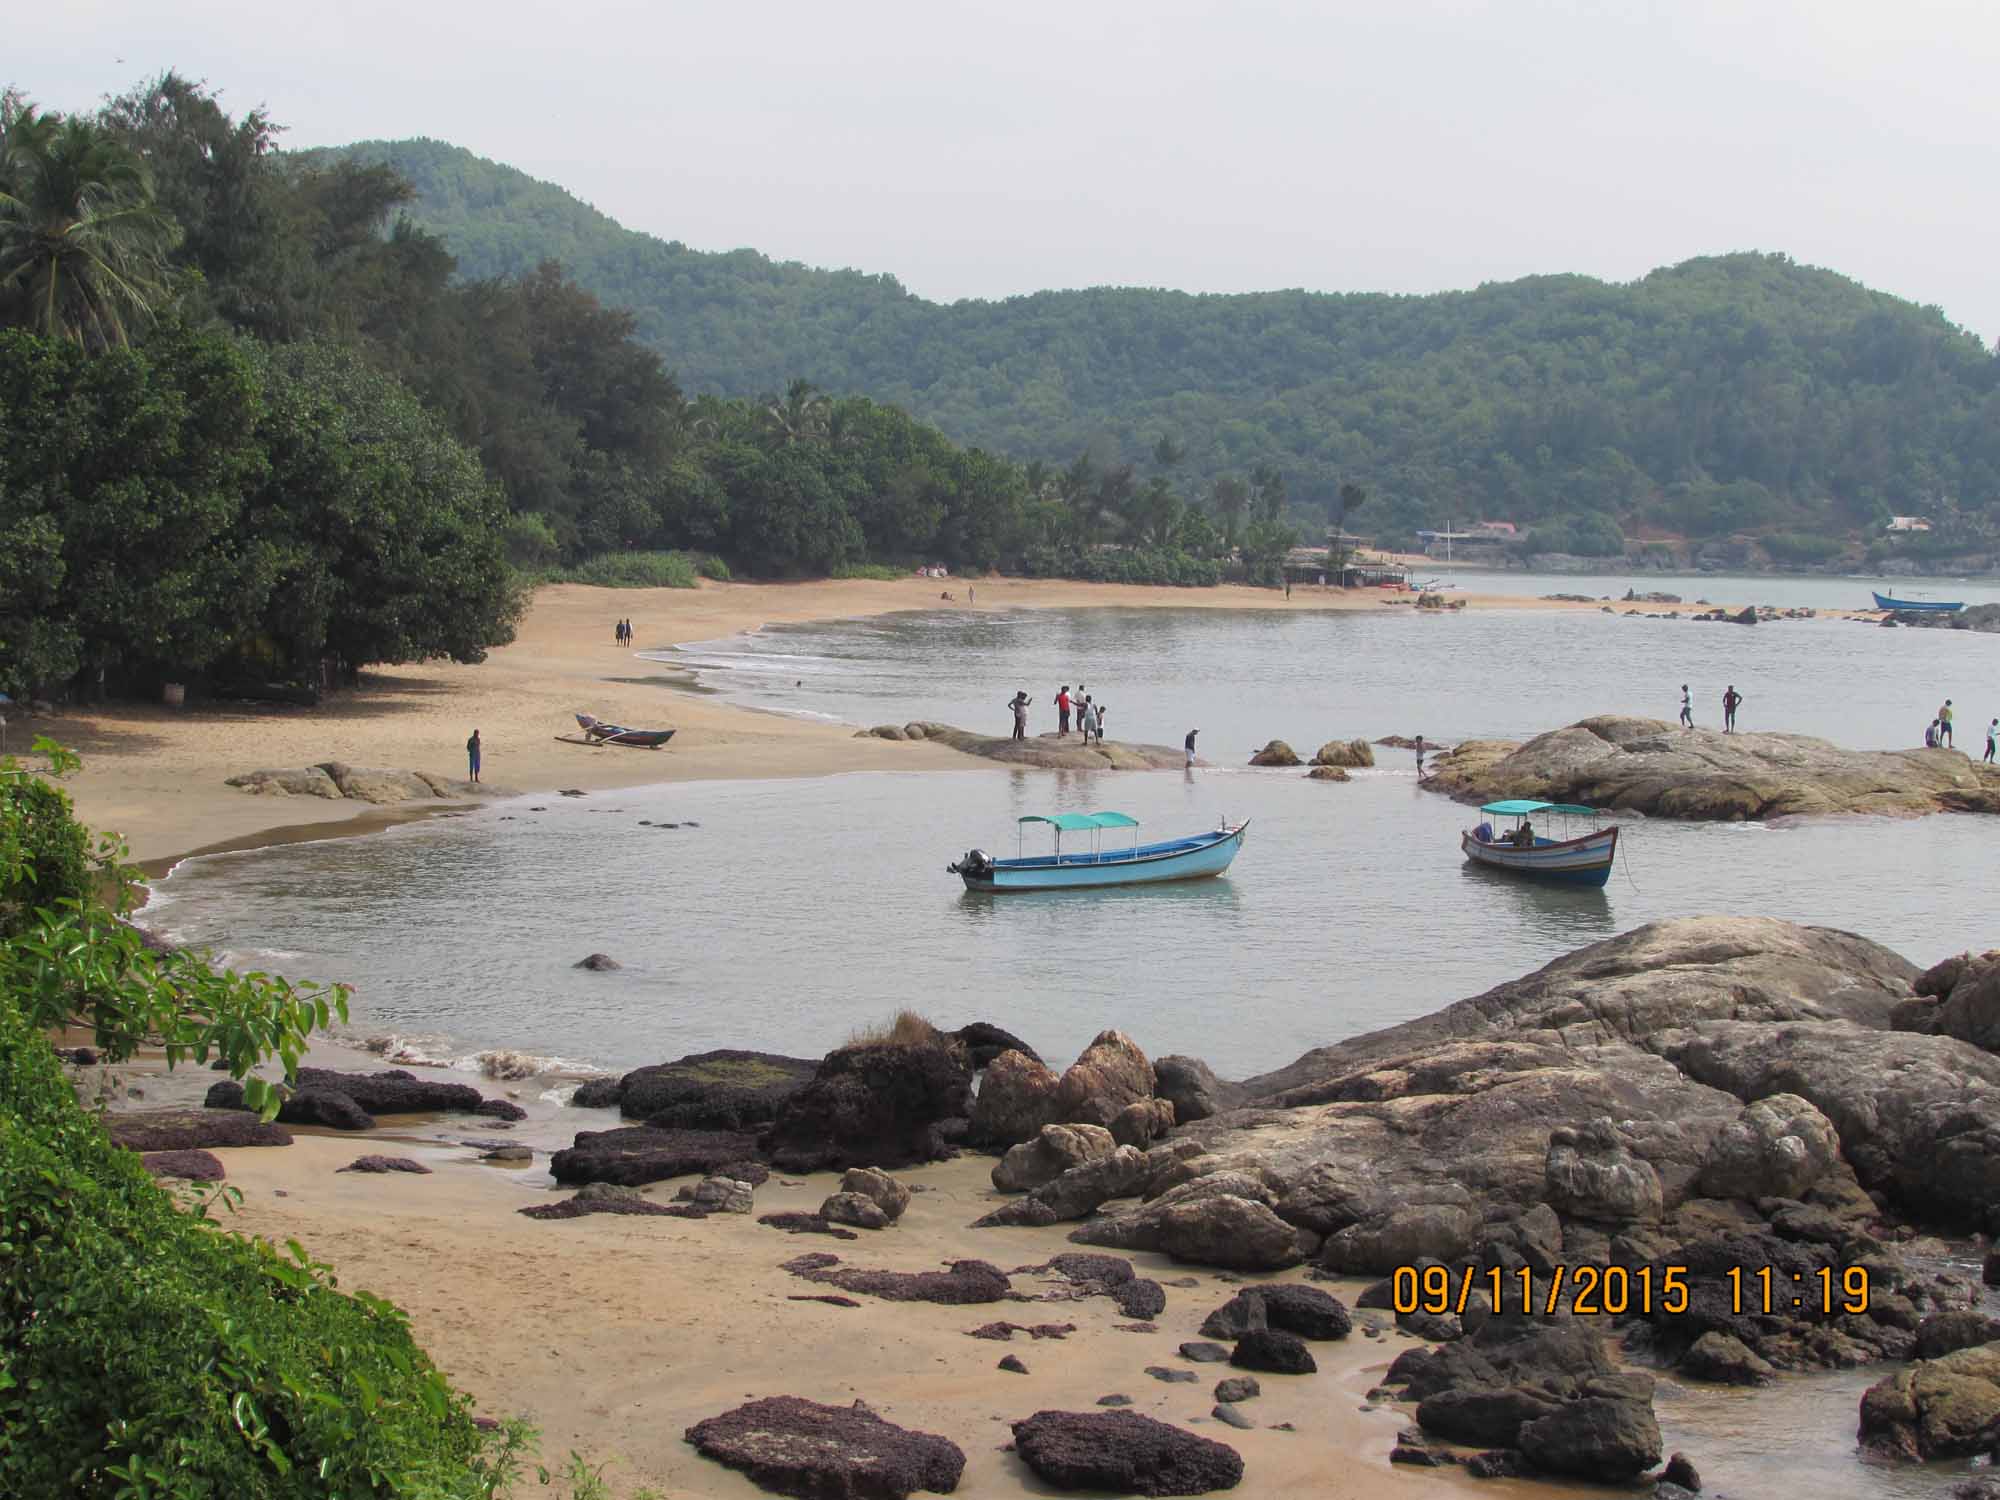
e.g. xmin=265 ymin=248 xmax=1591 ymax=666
xmin=1018 ymin=546 xmax=1221 ymax=587
xmin=0 ymin=755 xmax=91 ymax=939
xmin=694 ymin=552 xmax=732 ymax=581
xmin=829 ymin=561 xmax=906 ymax=581
xmin=1761 ymin=531 xmax=1845 ymax=565
xmin=556 ymin=550 xmax=699 ymax=588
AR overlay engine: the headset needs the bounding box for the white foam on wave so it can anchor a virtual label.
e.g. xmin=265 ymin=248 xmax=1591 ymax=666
xmin=343 ymin=1030 xmax=599 ymax=1081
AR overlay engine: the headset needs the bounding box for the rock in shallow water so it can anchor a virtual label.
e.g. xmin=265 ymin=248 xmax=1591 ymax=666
xmin=684 ymin=1395 xmax=965 ymax=1499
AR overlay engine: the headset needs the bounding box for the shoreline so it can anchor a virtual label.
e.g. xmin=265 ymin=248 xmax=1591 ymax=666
xmin=40 ymin=574 xmax=1838 ymax=870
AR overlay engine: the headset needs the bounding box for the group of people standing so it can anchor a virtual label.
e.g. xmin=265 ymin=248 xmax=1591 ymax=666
xmin=1008 ymin=684 xmax=1109 ymax=744
xmin=1678 ymin=683 xmax=1745 ymax=732
xmin=1921 ymin=699 xmax=1997 ymax=760
xmin=613 ymin=619 xmax=635 ymax=647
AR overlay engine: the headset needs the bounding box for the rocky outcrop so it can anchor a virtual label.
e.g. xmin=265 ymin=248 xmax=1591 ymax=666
xmin=762 ymin=1039 xmax=972 ymax=1173
xmin=549 ymin=1126 xmax=761 ymax=1187
xmin=684 ymin=1396 xmax=965 ymax=1499
xmin=993 ymin=1124 xmax=1118 ymax=1193
xmin=1896 ymin=949 xmax=2000 ymax=1050
xmin=1068 ymin=1173 xmax=1308 ymax=1270
xmin=781 ymin=1252 xmax=1011 ymax=1305
xmin=207 ymin=1068 xmax=524 ymax=1125
xmin=107 ymin=1109 xmax=293 ymax=1152
xmin=1152 ymin=1056 xmax=1240 ymax=1123
xmin=968 ymin=1049 xmax=1062 ymax=1146
xmin=1110 ymin=1097 xmax=1175 ymax=1149
xmin=225 ymin=763 xmax=503 ymax=804
xmin=1248 ymin=740 xmax=1300 ymax=767
xmin=907 ymin=723 xmax=1186 ymax=771
xmin=951 ymin=1022 xmax=1042 ymax=1070
xmin=572 ymin=1049 xmax=819 ymax=1130
xmin=1860 ymin=1343 xmax=2000 ymax=1459
xmin=1423 ymin=716 xmax=2000 ymax=819
xmin=1694 ymin=1092 xmax=1840 ymax=1201
xmin=1052 ymin=1030 xmax=1155 ymax=1129
xmin=976 ymin=1145 xmax=1152 ymax=1227
xmin=1199 ymin=1285 xmax=1352 ymax=1342
xmin=1010 ymin=1409 xmax=1243 ymax=1495
xmin=1312 ymin=738 xmax=1375 ymax=768
xmin=1304 ymin=766 xmax=1350 ymax=782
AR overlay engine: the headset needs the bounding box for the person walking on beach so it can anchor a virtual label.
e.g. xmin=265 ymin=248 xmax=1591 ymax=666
xmin=1008 ymin=690 xmax=1030 ymax=740
xmin=1055 ymin=685 xmax=1072 ymax=736
xmin=466 ymin=729 xmax=482 ymax=784
xmin=1722 ymin=685 xmax=1743 ymax=734
xmin=1414 ymin=733 xmax=1428 ymax=779
xmin=1679 ymin=684 xmax=1693 ymax=729
xmin=1185 ymin=728 xmax=1199 ymax=768
xmin=1938 ymin=699 xmax=1955 ymax=748
xmin=1986 ymin=718 xmax=1997 ymax=764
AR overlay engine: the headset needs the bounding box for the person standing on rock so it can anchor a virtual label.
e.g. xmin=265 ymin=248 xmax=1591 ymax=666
xmin=1079 ymin=699 xmax=1099 ymax=746
xmin=1414 ymin=734 xmax=1428 ymax=779
xmin=1722 ymin=685 xmax=1743 ymax=733
xmin=1679 ymin=684 xmax=1693 ymax=729
xmin=1185 ymin=728 xmax=1199 ymax=769
xmin=1055 ymin=685 xmax=1072 ymax=737
xmin=466 ymin=729 xmax=482 ymax=784
xmin=1094 ymin=703 xmax=1108 ymax=741
xmin=1008 ymin=691 xmax=1030 ymax=741
xmin=1986 ymin=718 xmax=1997 ymax=764
xmin=1938 ymin=699 xmax=1955 ymax=748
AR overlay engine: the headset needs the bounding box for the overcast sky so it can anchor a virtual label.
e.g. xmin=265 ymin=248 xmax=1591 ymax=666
xmin=20 ymin=0 xmax=2000 ymax=341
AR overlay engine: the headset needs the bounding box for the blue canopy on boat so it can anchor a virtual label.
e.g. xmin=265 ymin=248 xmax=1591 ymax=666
xmin=1479 ymin=799 xmax=1601 ymax=817
xmin=1019 ymin=811 xmax=1141 ymax=832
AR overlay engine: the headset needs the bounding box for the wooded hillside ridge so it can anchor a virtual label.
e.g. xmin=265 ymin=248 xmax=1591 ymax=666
xmin=333 ymin=136 xmax=2000 ymax=558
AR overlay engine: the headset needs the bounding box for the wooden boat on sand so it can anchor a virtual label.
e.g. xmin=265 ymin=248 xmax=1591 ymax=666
xmin=557 ymin=713 xmax=676 ymax=749
xmin=949 ymin=811 xmax=1248 ymax=892
xmin=1462 ymin=800 xmax=1617 ymax=887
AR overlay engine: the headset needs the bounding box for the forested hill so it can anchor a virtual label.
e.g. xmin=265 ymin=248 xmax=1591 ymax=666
xmin=332 ymin=137 xmax=2000 ymax=544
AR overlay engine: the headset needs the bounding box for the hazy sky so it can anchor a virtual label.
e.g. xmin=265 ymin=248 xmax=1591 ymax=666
xmin=20 ymin=0 xmax=2000 ymax=340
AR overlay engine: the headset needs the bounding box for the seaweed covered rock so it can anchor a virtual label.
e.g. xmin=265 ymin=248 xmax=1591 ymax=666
xmin=1010 ymin=1408 xmax=1243 ymax=1495
xmin=586 ymin=1049 xmax=819 ymax=1130
xmin=549 ymin=1126 xmax=761 ymax=1187
xmin=107 ymin=1109 xmax=293 ymax=1152
xmin=684 ymin=1396 xmax=965 ymax=1499
xmin=764 ymin=1040 xmax=973 ymax=1173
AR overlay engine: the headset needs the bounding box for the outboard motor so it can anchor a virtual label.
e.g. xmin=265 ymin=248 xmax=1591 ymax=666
xmin=947 ymin=848 xmax=993 ymax=877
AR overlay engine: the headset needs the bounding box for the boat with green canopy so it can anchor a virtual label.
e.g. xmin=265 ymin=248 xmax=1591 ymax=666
xmin=1462 ymin=799 xmax=1617 ymax=886
xmin=948 ymin=811 xmax=1249 ymax=892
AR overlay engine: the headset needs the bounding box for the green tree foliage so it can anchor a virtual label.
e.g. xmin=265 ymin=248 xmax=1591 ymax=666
xmin=0 ymin=746 xmax=532 ymax=1498
xmin=342 ymin=137 xmax=2000 ymax=548
xmin=0 ymin=104 xmax=182 ymax=350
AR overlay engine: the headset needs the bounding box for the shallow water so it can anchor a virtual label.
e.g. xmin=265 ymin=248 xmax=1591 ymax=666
xmin=141 ymin=595 xmax=2000 ymax=1500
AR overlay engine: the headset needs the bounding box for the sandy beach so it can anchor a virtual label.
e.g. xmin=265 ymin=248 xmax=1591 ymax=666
xmin=36 ymin=574 xmax=1750 ymax=867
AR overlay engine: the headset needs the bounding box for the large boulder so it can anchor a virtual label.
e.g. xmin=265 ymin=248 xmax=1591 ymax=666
xmin=1895 ymin=950 xmax=2000 ymax=1050
xmin=550 ymin=1127 xmax=761 ymax=1187
xmin=1422 ymin=716 xmax=2000 ymax=820
xmin=1860 ymin=1343 xmax=2000 ymax=1459
xmin=1010 ymin=1409 xmax=1243 ymax=1495
xmin=315 ymin=762 xmax=446 ymax=804
xmin=969 ymin=1050 xmax=1062 ymax=1146
xmin=993 ymin=1123 xmax=1117 ymax=1193
xmin=1248 ymin=740 xmax=1300 ymax=767
xmin=1416 ymin=1387 xmax=1562 ymax=1448
xmin=1695 ymin=1092 xmax=1841 ymax=1201
xmin=1052 ymin=1030 xmax=1154 ymax=1129
xmin=1199 ymin=1285 xmax=1351 ymax=1342
xmin=224 ymin=766 xmax=342 ymax=799
xmin=977 ymin=1146 xmax=1152 ymax=1226
xmin=684 ymin=1396 xmax=965 ymax=1499
xmin=593 ymin=1049 xmax=819 ymax=1130
xmin=291 ymin=1067 xmax=496 ymax=1117
xmin=1153 ymin=1056 xmax=1239 ymax=1123
xmin=1068 ymin=1176 xmax=1306 ymax=1270
xmin=763 ymin=1040 xmax=973 ymax=1173
xmin=1110 ymin=1097 xmax=1176 ymax=1149
xmin=1517 ymin=1397 xmax=1662 ymax=1481
xmin=952 ymin=1022 xmax=1042 ymax=1070
xmin=1312 ymin=738 xmax=1375 ymax=768
xmin=840 ymin=1167 xmax=912 ymax=1223
xmin=107 ymin=1109 xmax=293 ymax=1152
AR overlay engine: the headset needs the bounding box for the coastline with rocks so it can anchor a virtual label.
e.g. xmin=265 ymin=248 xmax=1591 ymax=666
xmin=83 ymin=914 xmax=2000 ymax=1497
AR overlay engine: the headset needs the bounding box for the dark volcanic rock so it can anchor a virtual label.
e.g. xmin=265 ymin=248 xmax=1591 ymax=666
xmin=999 ymin=1354 xmax=1029 ymax=1374
xmin=293 ymin=1067 xmax=490 ymax=1116
xmin=141 ymin=1149 xmax=225 ymax=1181
xmin=1113 ymin=1278 xmax=1167 ymax=1319
xmin=1860 ymin=1344 xmax=2000 ymax=1459
xmin=1229 ymin=1330 xmax=1316 ymax=1375
xmin=338 ymin=1155 xmax=431 ymax=1174
xmin=684 ymin=1395 xmax=965 ymax=1499
xmin=1147 ymin=1366 xmax=1199 ymax=1383
xmin=1010 ymin=1409 xmax=1243 ymax=1495
xmin=1516 ymin=1397 xmax=1661 ymax=1481
xmin=108 ymin=1109 xmax=293 ymax=1152
xmin=1152 ymin=1055 xmax=1242 ymax=1123
xmin=953 ymin=1022 xmax=1042 ymax=1070
xmin=521 ymin=1194 xmax=708 ymax=1221
xmin=759 ymin=1212 xmax=860 ymax=1240
xmin=599 ymin=1049 xmax=819 ymax=1130
xmin=1213 ymin=1377 xmax=1259 ymax=1403
xmin=1199 ymin=1285 xmax=1351 ymax=1341
xmin=1178 ymin=1342 xmax=1231 ymax=1363
xmin=574 ymin=953 xmax=621 ymax=970
xmin=281 ymin=1088 xmax=379 ymax=1131
xmin=781 ymin=1252 xmax=1010 ymax=1305
xmin=763 ymin=1041 xmax=973 ymax=1173
xmin=1416 ymin=1386 xmax=1561 ymax=1447
xmin=550 ymin=1126 xmax=760 ymax=1187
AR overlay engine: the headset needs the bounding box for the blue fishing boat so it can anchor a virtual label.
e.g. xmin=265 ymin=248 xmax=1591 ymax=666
xmin=949 ymin=811 xmax=1248 ymax=892
xmin=1872 ymin=592 xmax=1964 ymax=613
xmin=1462 ymin=800 xmax=1618 ymax=887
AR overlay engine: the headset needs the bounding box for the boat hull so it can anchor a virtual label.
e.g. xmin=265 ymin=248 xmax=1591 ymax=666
xmin=959 ymin=825 xmax=1248 ymax=892
xmin=1461 ymin=826 xmax=1617 ymax=887
xmin=1873 ymin=593 xmax=1964 ymax=613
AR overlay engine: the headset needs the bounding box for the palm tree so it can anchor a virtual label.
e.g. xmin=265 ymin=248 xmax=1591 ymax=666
xmin=0 ymin=107 xmax=182 ymax=350
xmin=760 ymin=377 xmax=830 ymax=447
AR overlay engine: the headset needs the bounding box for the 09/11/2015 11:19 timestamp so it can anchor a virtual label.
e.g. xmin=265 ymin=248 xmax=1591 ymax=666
xmin=1393 ymin=1263 xmax=1872 ymax=1318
